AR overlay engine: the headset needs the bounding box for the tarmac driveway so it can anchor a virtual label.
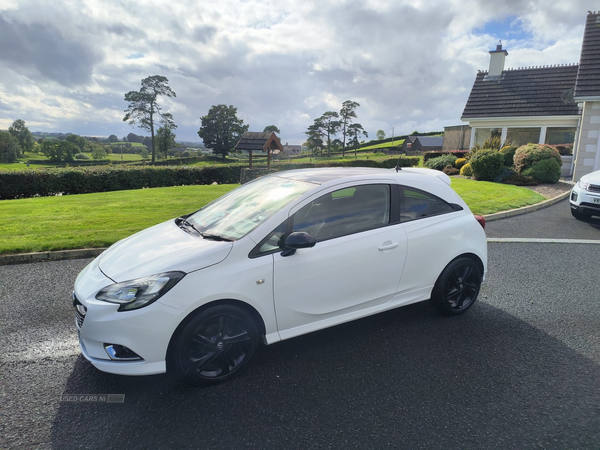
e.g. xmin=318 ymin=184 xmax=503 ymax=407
xmin=486 ymin=198 xmax=600 ymax=240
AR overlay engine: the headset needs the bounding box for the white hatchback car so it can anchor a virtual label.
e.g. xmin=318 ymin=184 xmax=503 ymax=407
xmin=73 ymin=167 xmax=487 ymax=384
xmin=570 ymin=169 xmax=600 ymax=220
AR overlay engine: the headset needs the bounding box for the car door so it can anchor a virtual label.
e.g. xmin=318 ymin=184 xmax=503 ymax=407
xmin=272 ymin=183 xmax=408 ymax=339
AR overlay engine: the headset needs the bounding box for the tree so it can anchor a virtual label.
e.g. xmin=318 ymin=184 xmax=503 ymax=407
xmin=376 ymin=129 xmax=386 ymax=141
xmin=198 ymin=105 xmax=249 ymax=161
xmin=305 ymin=120 xmax=326 ymax=156
xmin=339 ymin=100 xmax=360 ymax=157
xmin=263 ymin=125 xmax=280 ymax=134
xmin=8 ymin=119 xmax=33 ymax=155
xmin=65 ymin=134 xmax=86 ymax=153
xmin=40 ymin=140 xmax=78 ymax=162
xmin=123 ymin=75 xmax=176 ymax=164
xmin=157 ymin=123 xmax=177 ymax=159
xmin=319 ymin=111 xmax=341 ymax=156
xmin=108 ymin=134 xmax=118 ymax=142
xmin=0 ymin=131 xmax=21 ymax=162
xmin=347 ymin=123 xmax=368 ymax=158
xmin=91 ymin=143 xmax=107 ymax=160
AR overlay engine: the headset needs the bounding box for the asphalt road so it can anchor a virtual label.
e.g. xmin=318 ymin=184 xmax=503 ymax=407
xmin=1 ymin=209 xmax=600 ymax=449
xmin=486 ymin=198 xmax=600 ymax=240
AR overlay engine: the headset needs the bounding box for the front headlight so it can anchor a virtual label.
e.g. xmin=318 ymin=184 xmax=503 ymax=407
xmin=96 ymin=271 xmax=185 ymax=311
xmin=578 ymin=179 xmax=590 ymax=190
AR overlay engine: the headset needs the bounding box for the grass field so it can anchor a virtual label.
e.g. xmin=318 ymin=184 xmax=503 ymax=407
xmin=359 ymin=139 xmax=405 ymax=151
xmin=105 ymin=152 xmax=144 ymax=161
xmin=451 ymin=178 xmax=544 ymax=215
xmin=0 ymin=185 xmax=237 ymax=254
xmin=0 ymin=178 xmax=546 ymax=255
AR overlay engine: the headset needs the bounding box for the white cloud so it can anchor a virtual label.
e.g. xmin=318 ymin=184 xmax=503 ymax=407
xmin=0 ymin=0 xmax=593 ymax=143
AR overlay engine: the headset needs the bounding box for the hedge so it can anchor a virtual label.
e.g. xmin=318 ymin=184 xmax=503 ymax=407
xmin=423 ymin=150 xmax=469 ymax=162
xmin=0 ymin=157 xmax=419 ymax=199
xmin=0 ymin=165 xmax=245 ymax=199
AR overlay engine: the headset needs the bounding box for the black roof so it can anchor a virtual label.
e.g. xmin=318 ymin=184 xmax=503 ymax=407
xmin=461 ymin=65 xmax=580 ymax=119
xmin=414 ymin=136 xmax=443 ymax=147
xmin=235 ymin=132 xmax=282 ymax=152
xmin=575 ymin=12 xmax=600 ymax=98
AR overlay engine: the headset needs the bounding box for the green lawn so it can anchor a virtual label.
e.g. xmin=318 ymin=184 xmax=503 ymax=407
xmin=451 ymin=178 xmax=545 ymax=215
xmin=104 ymin=152 xmax=144 ymax=161
xmin=359 ymin=139 xmax=405 ymax=151
xmin=0 ymin=178 xmax=547 ymax=255
xmin=0 ymin=185 xmax=237 ymax=254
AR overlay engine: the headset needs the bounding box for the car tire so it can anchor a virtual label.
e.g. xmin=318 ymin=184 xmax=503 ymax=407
xmin=170 ymin=305 xmax=259 ymax=385
xmin=571 ymin=208 xmax=590 ymax=220
xmin=429 ymin=257 xmax=482 ymax=315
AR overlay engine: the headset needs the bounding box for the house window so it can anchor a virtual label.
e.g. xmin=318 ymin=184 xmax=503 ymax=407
xmin=545 ymin=127 xmax=576 ymax=145
xmin=506 ymin=128 xmax=541 ymax=147
xmin=474 ymin=128 xmax=501 ymax=147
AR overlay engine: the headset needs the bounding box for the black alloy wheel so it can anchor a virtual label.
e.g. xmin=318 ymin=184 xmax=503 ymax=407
xmin=172 ymin=305 xmax=258 ymax=385
xmin=430 ymin=257 xmax=482 ymax=315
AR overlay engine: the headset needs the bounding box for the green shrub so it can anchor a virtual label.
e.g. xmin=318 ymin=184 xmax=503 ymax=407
xmin=443 ymin=165 xmax=460 ymax=176
xmin=460 ymin=163 xmax=473 ymax=176
xmin=493 ymin=167 xmax=516 ymax=183
xmin=424 ymin=154 xmax=457 ymax=171
xmin=513 ymin=143 xmax=562 ymax=174
xmin=423 ymin=150 xmax=468 ymax=162
xmin=182 ymin=151 xmax=190 ymax=157
xmin=455 ymin=158 xmax=467 ymax=169
xmin=502 ymin=174 xmax=539 ymax=186
xmin=470 ymin=149 xmax=504 ymax=181
xmin=522 ymin=158 xmax=561 ymax=183
xmin=499 ymin=146 xmax=517 ymax=167
xmin=74 ymin=153 xmax=91 ymax=160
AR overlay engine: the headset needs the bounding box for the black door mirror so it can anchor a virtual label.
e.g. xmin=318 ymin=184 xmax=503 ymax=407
xmin=281 ymin=231 xmax=316 ymax=257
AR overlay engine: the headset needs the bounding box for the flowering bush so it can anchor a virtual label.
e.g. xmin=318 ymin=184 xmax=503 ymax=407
xmin=513 ymin=144 xmax=561 ymax=174
xmin=460 ymin=162 xmax=473 ymax=176
xmin=454 ymin=157 xmax=467 ymax=169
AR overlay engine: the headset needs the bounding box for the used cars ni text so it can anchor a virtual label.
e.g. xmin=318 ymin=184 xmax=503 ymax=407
xmin=73 ymin=167 xmax=487 ymax=384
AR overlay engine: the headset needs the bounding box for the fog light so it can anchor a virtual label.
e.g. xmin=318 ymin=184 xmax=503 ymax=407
xmin=571 ymin=191 xmax=578 ymax=202
xmin=104 ymin=344 xmax=143 ymax=361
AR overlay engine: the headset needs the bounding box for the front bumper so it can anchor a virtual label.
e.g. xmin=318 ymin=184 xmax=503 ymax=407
xmin=73 ymin=258 xmax=185 ymax=376
xmin=570 ymin=184 xmax=600 ymax=217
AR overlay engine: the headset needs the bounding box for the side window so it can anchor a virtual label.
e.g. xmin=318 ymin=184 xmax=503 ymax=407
xmin=292 ymin=184 xmax=390 ymax=241
xmin=399 ymin=187 xmax=455 ymax=222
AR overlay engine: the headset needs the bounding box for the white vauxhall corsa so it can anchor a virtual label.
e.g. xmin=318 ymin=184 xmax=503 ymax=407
xmin=569 ymin=169 xmax=600 ymax=220
xmin=73 ymin=167 xmax=487 ymax=384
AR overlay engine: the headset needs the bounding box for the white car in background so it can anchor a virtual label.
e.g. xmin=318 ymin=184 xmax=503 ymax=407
xmin=73 ymin=167 xmax=487 ymax=385
xmin=570 ymin=169 xmax=600 ymax=220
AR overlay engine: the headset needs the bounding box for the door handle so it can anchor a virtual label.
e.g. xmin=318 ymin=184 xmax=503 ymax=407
xmin=378 ymin=241 xmax=399 ymax=251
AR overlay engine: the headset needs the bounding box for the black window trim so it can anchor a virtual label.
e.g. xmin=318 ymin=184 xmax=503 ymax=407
xmin=249 ymin=182 xmax=397 ymax=257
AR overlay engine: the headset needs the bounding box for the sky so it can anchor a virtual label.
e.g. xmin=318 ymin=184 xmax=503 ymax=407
xmin=0 ymin=1 xmax=593 ymax=144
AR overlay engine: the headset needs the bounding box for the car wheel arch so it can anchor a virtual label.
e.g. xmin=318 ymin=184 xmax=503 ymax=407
xmin=166 ymin=299 xmax=267 ymax=370
xmin=456 ymin=252 xmax=485 ymax=277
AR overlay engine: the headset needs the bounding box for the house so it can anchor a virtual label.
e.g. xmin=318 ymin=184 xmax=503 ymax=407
xmin=461 ymin=11 xmax=600 ymax=181
xmin=234 ymin=131 xmax=283 ymax=169
xmin=402 ymin=135 xmax=443 ymax=155
xmin=442 ymin=125 xmax=472 ymax=150
xmin=281 ymin=143 xmax=302 ymax=157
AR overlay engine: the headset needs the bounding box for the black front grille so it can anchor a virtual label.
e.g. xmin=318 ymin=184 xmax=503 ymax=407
xmin=73 ymin=293 xmax=86 ymax=328
xmin=589 ymin=184 xmax=600 ymax=193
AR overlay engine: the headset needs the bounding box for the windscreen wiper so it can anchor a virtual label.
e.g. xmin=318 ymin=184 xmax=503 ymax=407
xmin=175 ymin=216 xmax=201 ymax=235
xmin=199 ymin=233 xmax=233 ymax=242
